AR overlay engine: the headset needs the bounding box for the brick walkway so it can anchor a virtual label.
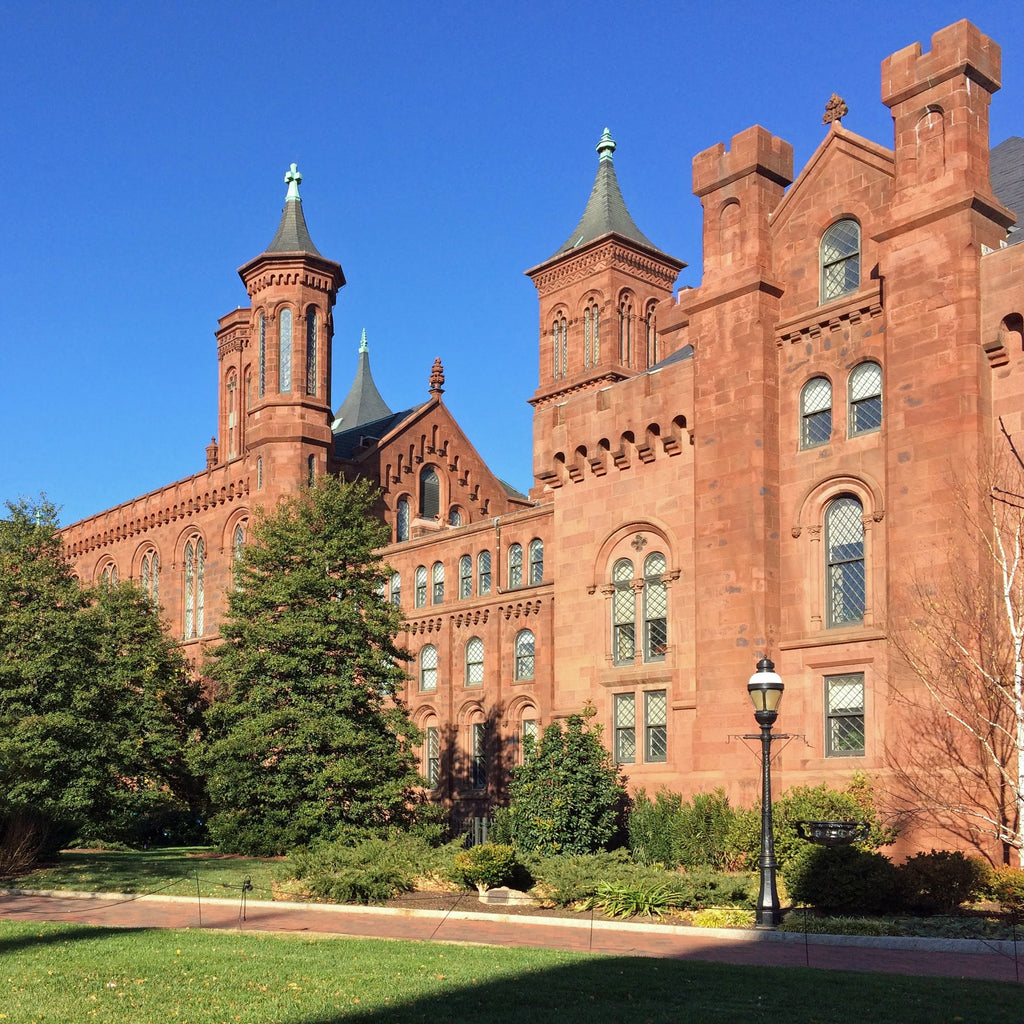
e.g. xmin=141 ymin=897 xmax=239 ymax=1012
xmin=2 ymin=889 xmax=1021 ymax=984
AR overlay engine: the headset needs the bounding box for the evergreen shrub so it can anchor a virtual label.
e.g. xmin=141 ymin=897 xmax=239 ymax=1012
xmin=786 ymin=845 xmax=901 ymax=915
xmin=629 ymin=788 xmax=739 ymax=869
xmin=452 ymin=844 xmax=519 ymax=892
xmin=896 ymin=850 xmax=991 ymax=914
xmin=989 ymin=866 xmax=1024 ymax=914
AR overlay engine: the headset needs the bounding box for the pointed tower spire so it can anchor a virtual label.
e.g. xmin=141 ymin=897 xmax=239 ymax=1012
xmin=332 ymin=331 xmax=393 ymax=432
xmin=265 ymin=162 xmax=322 ymax=255
xmin=551 ymin=129 xmax=663 ymax=258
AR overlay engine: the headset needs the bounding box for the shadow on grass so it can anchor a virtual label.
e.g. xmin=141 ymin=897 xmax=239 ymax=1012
xmin=0 ymin=923 xmax=154 ymax=957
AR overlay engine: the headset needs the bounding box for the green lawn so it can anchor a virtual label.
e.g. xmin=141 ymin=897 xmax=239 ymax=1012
xmin=0 ymin=920 xmax=1020 ymax=1024
xmin=5 ymin=847 xmax=286 ymax=902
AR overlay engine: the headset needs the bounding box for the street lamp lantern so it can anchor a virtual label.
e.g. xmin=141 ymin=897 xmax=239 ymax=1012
xmin=748 ymin=656 xmax=784 ymax=927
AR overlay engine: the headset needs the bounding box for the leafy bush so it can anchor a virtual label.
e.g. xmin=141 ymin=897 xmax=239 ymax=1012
xmin=527 ymin=850 xmax=638 ymax=906
xmin=502 ymin=707 xmax=628 ymax=856
xmin=989 ymin=866 xmax=1024 ymax=914
xmin=582 ymin=880 xmax=680 ymax=918
xmin=779 ymin=913 xmax=903 ymax=936
xmin=689 ymin=907 xmax=755 ymax=928
xmin=281 ymin=831 xmax=463 ymax=904
xmin=452 ymin=844 xmax=519 ymax=892
xmin=786 ymin=845 xmax=901 ymax=915
xmin=629 ymin=788 xmax=740 ymax=870
xmin=896 ymin=850 xmax=991 ymax=914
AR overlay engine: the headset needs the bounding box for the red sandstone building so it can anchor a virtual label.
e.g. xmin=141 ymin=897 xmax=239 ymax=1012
xmin=62 ymin=21 xmax=1024 ymax=858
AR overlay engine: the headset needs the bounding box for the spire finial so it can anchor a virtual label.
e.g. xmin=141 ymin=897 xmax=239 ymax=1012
xmin=429 ymin=357 xmax=445 ymax=397
xmin=597 ymin=128 xmax=616 ymax=162
xmin=823 ymin=94 xmax=848 ymax=126
xmin=359 ymin=328 xmax=368 ymax=353
xmin=284 ymin=162 xmax=303 ymax=201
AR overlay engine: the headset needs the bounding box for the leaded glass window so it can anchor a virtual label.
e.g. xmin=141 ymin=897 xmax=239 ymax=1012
xmin=196 ymin=538 xmax=205 ymax=636
xmin=514 ymin=629 xmax=534 ymax=681
xmin=279 ymin=308 xmax=292 ymax=392
xmin=478 ymin=550 xmax=492 ymax=595
xmin=256 ymin=457 xmax=263 ymax=490
xmin=612 ymin=558 xmax=636 ymax=665
xmin=233 ymin=524 xmax=244 ymax=563
xmin=614 ymin=692 xmax=636 ymax=764
xmin=184 ymin=537 xmax=204 ymax=638
xmin=390 ymin=571 xmax=401 ymax=607
xmin=420 ymin=468 xmax=440 ymax=519
xmin=431 ymin=561 xmax=444 ymax=604
xmin=471 ymin=722 xmax=487 ymax=789
xmin=849 ymin=361 xmax=882 ymax=436
xmin=508 ymin=543 xmax=523 ymax=588
xmin=307 ymin=454 xmax=316 ymax=486
xmin=644 ymin=689 xmax=668 ymax=762
xmin=415 ymin=565 xmax=427 ymax=608
xmin=306 ymin=308 xmax=317 ymax=396
xmin=425 ymin=725 xmax=440 ymax=787
xmin=465 ymin=636 xmax=484 ymax=686
xmin=645 ymin=303 xmax=658 ymax=367
xmin=552 ymin=315 xmax=567 ymax=378
xmin=825 ymin=673 xmax=865 ymax=756
xmin=521 ymin=717 xmax=538 ymax=761
xmin=396 ymin=496 xmax=410 ymax=542
xmin=141 ymin=551 xmax=158 ymax=605
xmin=643 ymin=552 xmax=668 ymax=661
xmin=528 ymin=538 xmax=544 ymax=585
xmin=449 ymin=507 xmax=462 ymax=526
xmin=592 ymin=302 xmax=600 ymax=363
xmin=801 ymin=377 xmax=832 ymax=449
xmin=101 ymin=563 xmax=117 ymax=587
xmin=584 ymin=305 xmax=592 ymax=369
xmin=419 ymin=645 xmax=438 ymax=691
xmin=821 ymin=219 xmax=861 ymax=302
xmin=258 ymin=312 xmax=266 ymax=397
xmin=826 ymin=497 xmax=865 ymax=627
xmin=619 ymin=297 xmax=633 ymax=365
xmin=459 ymin=555 xmax=472 ymax=598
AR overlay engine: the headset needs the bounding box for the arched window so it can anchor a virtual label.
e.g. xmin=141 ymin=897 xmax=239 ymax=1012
xmin=278 ymin=308 xmax=293 ymax=393
xmin=184 ymin=536 xmax=205 ymax=639
xmin=643 ymin=552 xmax=668 ymax=661
xmin=141 ymin=550 xmax=158 ymax=604
xmin=419 ymin=645 xmax=438 ymax=691
xmin=226 ymin=372 xmax=238 ymax=458
xmin=848 ymin=362 xmax=882 ymax=436
xmin=520 ymin=715 xmax=538 ymax=763
xmin=258 ymin=312 xmax=266 ymax=397
xmin=415 ymin=565 xmax=427 ymax=608
xmin=305 ymin=308 xmax=318 ymax=396
xmin=390 ymin=571 xmax=401 ymax=607
xmin=100 ymin=562 xmax=118 ymax=587
xmin=618 ymin=295 xmax=634 ymax=365
xmin=614 ymin=692 xmax=635 ymax=763
xmin=645 ymin=302 xmax=658 ymax=367
xmin=449 ymin=507 xmax=463 ymax=527
xmin=612 ymin=557 xmax=636 ymax=665
xmin=233 ymin=522 xmax=245 ymax=563
xmin=552 ymin=314 xmax=567 ymax=378
xmin=431 ymin=561 xmax=445 ymax=604
xmin=820 ymin=219 xmax=861 ymax=303
xmin=514 ymin=628 xmax=534 ymax=681
xmin=528 ymin=538 xmax=544 ymax=585
xmin=826 ymin=497 xmax=865 ymax=627
xmin=584 ymin=301 xmax=600 ymax=369
xmin=465 ymin=636 xmax=484 ymax=686
xmin=478 ymin=550 xmax=492 ymax=595
xmin=801 ymin=377 xmax=832 ymax=449
xmin=420 ymin=468 xmax=440 ymax=519
xmin=508 ymin=543 xmax=523 ymax=588
xmin=423 ymin=718 xmax=441 ymax=788
xmin=396 ymin=496 xmax=410 ymax=542
xmin=459 ymin=555 xmax=472 ymax=599
xmin=307 ymin=454 xmax=316 ymax=486
xmin=470 ymin=717 xmax=487 ymax=789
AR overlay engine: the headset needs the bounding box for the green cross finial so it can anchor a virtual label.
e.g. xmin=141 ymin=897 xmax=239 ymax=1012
xmin=359 ymin=328 xmax=368 ymax=353
xmin=284 ymin=163 xmax=302 ymax=201
xmin=597 ymin=128 xmax=616 ymax=162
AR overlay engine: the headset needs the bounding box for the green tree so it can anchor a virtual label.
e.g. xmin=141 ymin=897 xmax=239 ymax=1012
xmin=0 ymin=497 xmax=201 ymax=850
xmin=195 ymin=476 xmax=421 ymax=856
xmin=501 ymin=706 xmax=627 ymax=856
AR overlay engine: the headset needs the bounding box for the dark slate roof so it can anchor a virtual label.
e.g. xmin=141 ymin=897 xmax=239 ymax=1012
xmin=647 ymin=344 xmax=694 ymax=372
xmin=552 ymin=129 xmax=663 ymax=259
xmin=497 ymin=478 xmax=528 ymax=501
xmin=992 ymin=137 xmax=1024 ymax=246
xmin=332 ymin=333 xmax=393 ymax=433
xmin=333 ymin=408 xmax=419 ymax=460
xmin=266 ymin=197 xmax=322 ymax=254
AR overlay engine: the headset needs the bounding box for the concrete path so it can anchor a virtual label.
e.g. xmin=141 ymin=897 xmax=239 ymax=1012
xmin=2 ymin=889 xmax=1021 ymax=984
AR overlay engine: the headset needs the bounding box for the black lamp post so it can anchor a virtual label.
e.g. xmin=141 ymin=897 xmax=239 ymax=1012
xmin=747 ymin=656 xmax=784 ymax=928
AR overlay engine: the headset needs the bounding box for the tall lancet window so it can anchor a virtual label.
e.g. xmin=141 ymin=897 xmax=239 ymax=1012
xmin=279 ymin=308 xmax=293 ymax=393
xmin=258 ymin=313 xmax=266 ymax=397
xmin=306 ymin=308 xmax=318 ymax=396
xmin=184 ymin=537 xmax=205 ymax=639
xmin=227 ymin=372 xmax=237 ymax=458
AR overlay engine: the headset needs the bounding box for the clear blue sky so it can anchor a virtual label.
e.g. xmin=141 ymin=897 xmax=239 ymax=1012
xmin=3 ymin=1 xmax=1021 ymax=526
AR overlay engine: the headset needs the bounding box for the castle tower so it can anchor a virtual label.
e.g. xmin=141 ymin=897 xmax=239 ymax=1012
xmin=526 ymin=130 xmax=684 ymax=472
xmin=233 ymin=164 xmax=345 ymax=490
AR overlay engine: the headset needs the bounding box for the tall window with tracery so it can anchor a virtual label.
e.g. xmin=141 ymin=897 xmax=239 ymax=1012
xmin=396 ymin=497 xmax=410 ymax=542
xmin=424 ymin=724 xmax=441 ymax=787
xmin=279 ymin=308 xmax=293 ymax=393
xmin=584 ymin=302 xmax=600 ymax=368
xmin=508 ymin=543 xmax=523 ymax=588
xmin=184 ymin=537 xmax=205 ymax=639
xmin=233 ymin=523 xmax=245 ymax=564
xmin=645 ymin=303 xmax=658 ymax=367
xmin=258 ymin=312 xmax=266 ymax=397
xmin=478 ymin=550 xmax=492 ymax=595
xmin=471 ymin=721 xmax=487 ymax=790
xmin=618 ymin=296 xmax=634 ymax=365
xmin=305 ymin=308 xmax=318 ymax=396
xmin=528 ymin=538 xmax=543 ymax=585
xmin=390 ymin=571 xmax=401 ymax=607
xmin=226 ymin=372 xmax=237 ymax=458
xmin=552 ymin=315 xmax=567 ymax=378
xmin=612 ymin=558 xmax=636 ymax=665
xmin=643 ymin=553 xmax=668 ymax=660
xmin=141 ymin=551 xmax=158 ymax=604
xmin=820 ymin=219 xmax=861 ymax=302
xmin=825 ymin=497 xmax=865 ymax=627
xmin=256 ymin=457 xmax=264 ymax=490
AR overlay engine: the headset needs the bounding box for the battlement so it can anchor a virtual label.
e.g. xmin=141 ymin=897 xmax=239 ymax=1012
xmin=692 ymin=125 xmax=793 ymax=198
xmin=882 ymin=19 xmax=1000 ymax=109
